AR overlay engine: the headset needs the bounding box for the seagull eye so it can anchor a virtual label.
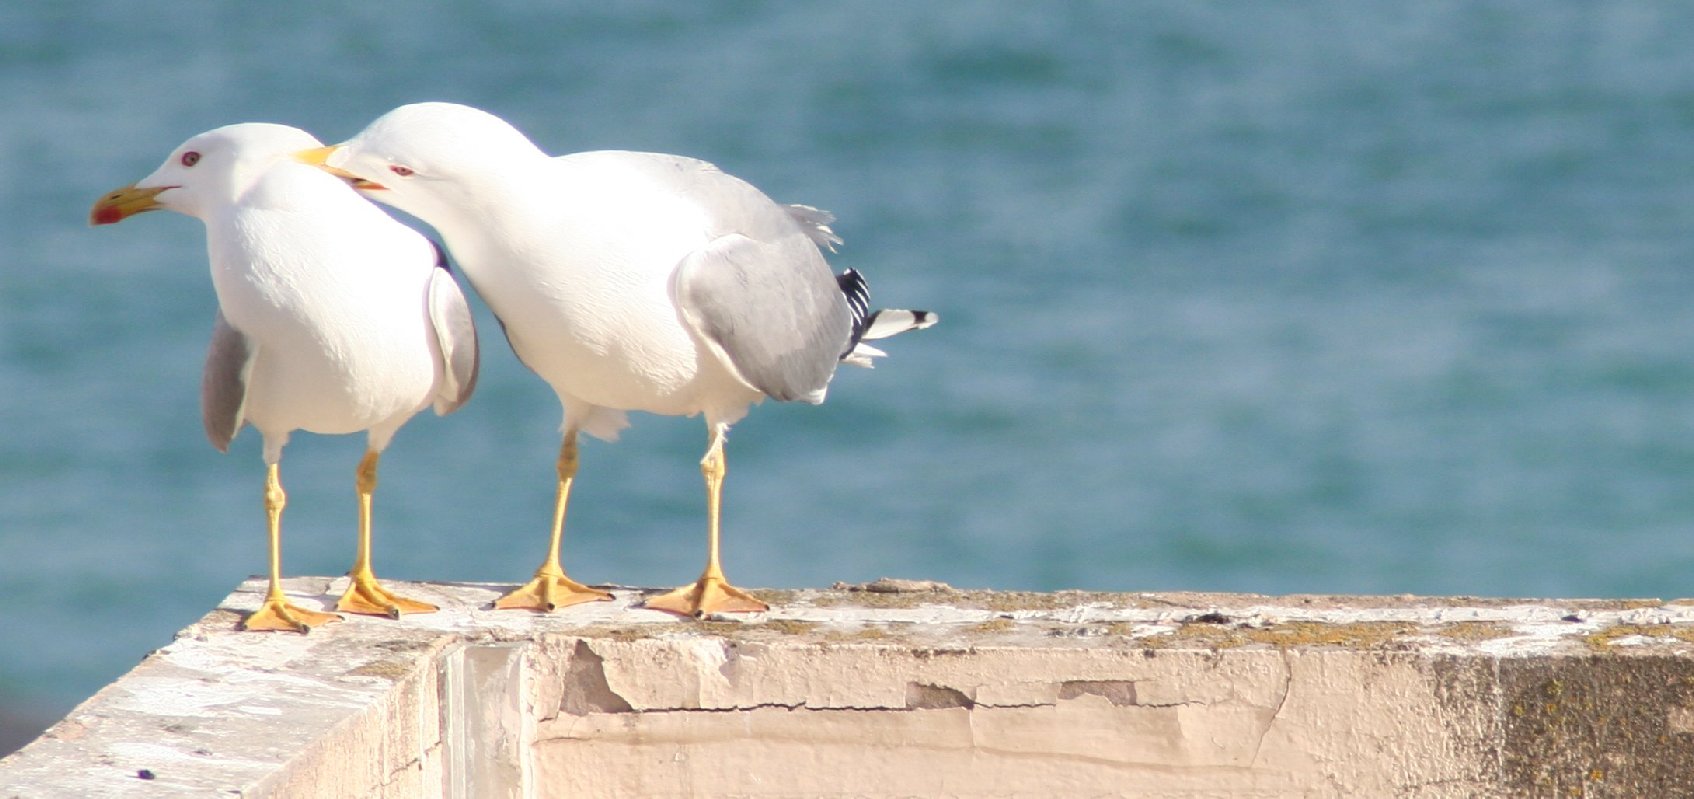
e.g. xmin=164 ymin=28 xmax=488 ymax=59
xmin=389 ymin=165 xmax=414 ymax=177
xmin=180 ymin=151 xmax=201 ymax=167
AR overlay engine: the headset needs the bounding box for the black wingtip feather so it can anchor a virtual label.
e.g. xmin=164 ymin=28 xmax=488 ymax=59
xmin=836 ymin=268 xmax=873 ymax=354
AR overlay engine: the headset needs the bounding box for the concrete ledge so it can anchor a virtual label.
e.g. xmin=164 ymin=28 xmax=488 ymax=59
xmin=5 ymin=579 xmax=1694 ymax=797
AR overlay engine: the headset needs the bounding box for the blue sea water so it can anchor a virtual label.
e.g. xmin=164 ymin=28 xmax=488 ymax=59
xmin=4 ymin=1 xmax=1694 ymax=729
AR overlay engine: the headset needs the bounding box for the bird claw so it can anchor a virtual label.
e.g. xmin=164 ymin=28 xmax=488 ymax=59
xmin=644 ymin=575 xmax=769 ymax=618
xmin=242 ymin=597 xmax=342 ymax=633
xmin=494 ymin=568 xmax=612 ymax=612
xmin=336 ymin=576 xmax=438 ymax=618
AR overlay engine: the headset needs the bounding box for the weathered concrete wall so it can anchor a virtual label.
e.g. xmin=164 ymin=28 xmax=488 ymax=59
xmin=4 ymin=578 xmax=1694 ymax=797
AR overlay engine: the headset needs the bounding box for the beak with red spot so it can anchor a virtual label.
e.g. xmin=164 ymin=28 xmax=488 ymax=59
xmin=89 ymin=184 xmax=173 ymax=226
xmin=295 ymin=145 xmax=385 ymax=190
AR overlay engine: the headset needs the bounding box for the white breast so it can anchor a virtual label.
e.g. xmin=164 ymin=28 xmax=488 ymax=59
xmin=207 ymin=167 xmax=442 ymax=438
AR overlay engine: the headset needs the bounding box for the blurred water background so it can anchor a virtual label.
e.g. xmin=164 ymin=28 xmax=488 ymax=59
xmin=4 ymin=1 xmax=1694 ymax=747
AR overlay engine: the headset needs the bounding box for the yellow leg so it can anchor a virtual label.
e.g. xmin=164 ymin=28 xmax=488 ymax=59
xmin=645 ymin=427 xmax=770 ymax=618
xmin=496 ymin=431 xmax=612 ymax=611
xmin=243 ymin=464 xmax=342 ymax=633
xmin=336 ymin=450 xmax=438 ymax=618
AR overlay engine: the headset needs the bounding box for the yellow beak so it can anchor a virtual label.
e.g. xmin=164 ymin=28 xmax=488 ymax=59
xmin=90 ymin=184 xmax=171 ymax=226
xmin=295 ymin=145 xmax=385 ymax=190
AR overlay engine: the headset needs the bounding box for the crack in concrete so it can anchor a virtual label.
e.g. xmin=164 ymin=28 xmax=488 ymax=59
xmin=1130 ymin=700 xmax=1212 ymax=709
xmin=574 ymin=680 xmax=1206 ymax=716
xmin=373 ymin=748 xmax=433 ymax=793
xmin=612 ymin=699 xmax=1072 ymax=714
xmin=633 ymin=701 xmax=874 ymax=713
xmin=1250 ymin=649 xmax=1295 ymax=767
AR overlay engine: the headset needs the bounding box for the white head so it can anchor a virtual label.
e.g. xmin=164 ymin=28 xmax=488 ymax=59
xmin=91 ymin=123 xmax=325 ymax=224
xmin=312 ymin=102 xmax=549 ymax=224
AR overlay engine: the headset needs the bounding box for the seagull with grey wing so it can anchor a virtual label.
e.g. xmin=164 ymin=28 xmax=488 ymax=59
xmin=92 ymin=123 xmax=480 ymax=632
xmin=303 ymin=102 xmax=935 ymax=618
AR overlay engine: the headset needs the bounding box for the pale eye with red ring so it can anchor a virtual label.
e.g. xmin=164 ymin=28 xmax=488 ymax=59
xmin=180 ymin=151 xmax=201 ymax=167
xmin=389 ymin=165 xmax=414 ymax=177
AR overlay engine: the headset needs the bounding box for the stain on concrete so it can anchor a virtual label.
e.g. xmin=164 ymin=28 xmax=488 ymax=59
xmin=344 ymin=659 xmax=415 ymax=680
xmin=1501 ymin=655 xmax=1694 ymax=797
xmin=905 ymin=683 xmax=975 ymax=710
xmin=1583 ymin=624 xmax=1694 ymax=651
xmin=1059 ymin=680 xmax=1138 ymax=707
xmin=1145 ymin=620 xmax=1420 ymax=651
xmin=1436 ymin=622 xmax=1515 ymax=643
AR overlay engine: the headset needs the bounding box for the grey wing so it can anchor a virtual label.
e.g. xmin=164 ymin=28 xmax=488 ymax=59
xmin=426 ymin=266 xmax=480 ymax=415
xmin=201 ymin=311 xmax=251 ymax=453
xmin=674 ymin=233 xmax=851 ymax=404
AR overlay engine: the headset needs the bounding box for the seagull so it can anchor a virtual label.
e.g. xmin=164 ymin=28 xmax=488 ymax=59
xmin=304 ymin=102 xmax=935 ymax=618
xmin=91 ymin=123 xmax=480 ymax=632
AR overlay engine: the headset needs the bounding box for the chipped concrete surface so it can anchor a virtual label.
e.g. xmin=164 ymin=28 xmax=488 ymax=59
xmin=3 ymin=578 xmax=1694 ymax=796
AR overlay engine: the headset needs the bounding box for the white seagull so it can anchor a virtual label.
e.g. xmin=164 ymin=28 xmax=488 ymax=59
xmin=92 ymin=123 xmax=480 ymax=632
xmin=305 ymin=102 xmax=934 ymax=618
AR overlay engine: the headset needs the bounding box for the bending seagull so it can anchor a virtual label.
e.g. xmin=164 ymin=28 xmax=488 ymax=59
xmin=92 ymin=123 xmax=480 ymax=632
xmin=306 ymin=102 xmax=935 ymax=618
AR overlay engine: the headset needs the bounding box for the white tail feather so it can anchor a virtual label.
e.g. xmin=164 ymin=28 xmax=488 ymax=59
xmin=863 ymin=309 xmax=937 ymax=340
xmin=841 ymin=342 xmax=888 ymax=369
